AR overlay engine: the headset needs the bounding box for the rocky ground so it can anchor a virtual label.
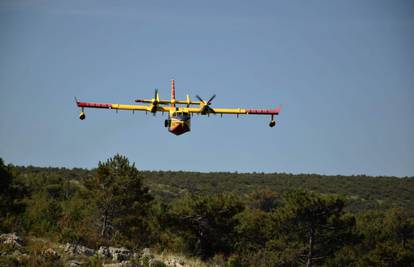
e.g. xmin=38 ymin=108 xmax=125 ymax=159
xmin=0 ymin=233 xmax=207 ymax=267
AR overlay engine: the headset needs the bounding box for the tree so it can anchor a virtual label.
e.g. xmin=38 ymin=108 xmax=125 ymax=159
xmin=84 ymin=154 xmax=153 ymax=246
xmin=235 ymin=208 xmax=272 ymax=252
xmin=357 ymin=208 xmax=414 ymax=266
xmin=25 ymin=191 xmax=62 ymax=235
xmin=0 ymin=158 xmax=14 ymax=222
xmin=169 ymin=193 xmax=244 ymax=258
xmin=271 ymin=190 xmax=356 ymax=267
xmin=246 ymin=188 xmax=280 ymax=212
xmin=384 ymin=208 xmax=414 ymax=249
xmin=0 ymin=158 xmax=25 ymax=232
xmin=361 ymin=241 xmax=414 ymax=267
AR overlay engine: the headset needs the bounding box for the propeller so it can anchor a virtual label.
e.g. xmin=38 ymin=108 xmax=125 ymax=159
xmin=196 ymin=94 xmax=216 ymax=114
xmin=150 ymin=89 xmax=160 ymax=113
xmin=153 ymin=89 xmax=159 ymax=104
xmin=135 ymin=89 xmax=160 ymax=103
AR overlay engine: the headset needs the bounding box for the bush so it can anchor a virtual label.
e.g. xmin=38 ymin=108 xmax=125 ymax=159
xmin=226 ymin=255 xmax=244 ymax=267
xmin=150 ymin=259 xmax=167 ymax=267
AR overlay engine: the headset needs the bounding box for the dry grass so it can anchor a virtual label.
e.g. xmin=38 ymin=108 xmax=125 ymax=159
xmin=155 ymin=250 xmax=209 ymax=267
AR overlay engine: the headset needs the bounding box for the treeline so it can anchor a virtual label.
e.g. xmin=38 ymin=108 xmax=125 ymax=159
xmin=143 ymin=171 xmax=414 ymax=213
xmin=9 ymin=164 xmax=414 ymax=213
xmin=1 ymin=156 xmax=414 ymax=266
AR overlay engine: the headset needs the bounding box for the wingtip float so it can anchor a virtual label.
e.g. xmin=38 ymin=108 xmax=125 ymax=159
xmin=76 ymin=80 xmax=281 ymax=135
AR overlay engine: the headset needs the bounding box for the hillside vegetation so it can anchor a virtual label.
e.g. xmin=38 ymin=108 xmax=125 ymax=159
xmin=142 ymin=171 xmax=414 ymax=212
xmin=1 ymin=155 xmax=414 ymax=266
xmin=10 ymin=165 xmax=414 ymax=212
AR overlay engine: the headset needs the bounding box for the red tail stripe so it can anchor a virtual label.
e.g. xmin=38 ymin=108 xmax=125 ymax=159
xmin=171 ymin=79 xmax=176 ymax=107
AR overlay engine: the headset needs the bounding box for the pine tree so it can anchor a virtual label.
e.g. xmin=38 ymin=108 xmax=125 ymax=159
xmin=84 ymin=154 xmax=153 ymax=246
xmin=169 ymin=193 xmax=244 ymax=258
xmin=271 ymin=190 xmax=357 ymax=267
xmin=0 ymin=158 xmax=26 ymax=232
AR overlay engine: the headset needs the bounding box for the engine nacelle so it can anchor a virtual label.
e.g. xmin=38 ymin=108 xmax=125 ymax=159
xmin=79 ymin=112 xmax=86 ymax=120
xmin=269 ymin=120 xmax=276 ymax=127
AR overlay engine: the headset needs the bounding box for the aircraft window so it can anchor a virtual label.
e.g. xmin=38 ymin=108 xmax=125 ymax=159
xmin=173 ymin=112 xmax=190 ymax=120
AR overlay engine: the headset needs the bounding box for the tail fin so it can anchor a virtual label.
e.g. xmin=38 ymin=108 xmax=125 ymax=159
xmin=171 ymin=79 xmax=176 ymax=107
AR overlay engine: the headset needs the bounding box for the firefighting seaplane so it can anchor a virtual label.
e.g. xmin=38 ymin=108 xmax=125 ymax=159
xmin=75 ymin=80 xmax=281 ymax=135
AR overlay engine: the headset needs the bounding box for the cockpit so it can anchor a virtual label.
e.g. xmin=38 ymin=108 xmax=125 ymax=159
xmin=172 ymin=111 xmax=190 ymax=121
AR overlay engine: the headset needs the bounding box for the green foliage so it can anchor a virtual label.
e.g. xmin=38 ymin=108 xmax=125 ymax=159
xmin=9 ymin=164 xmax=414 ymax=213
xmin=0 ymin=158 xmax=14 ymax=214
xmin=355 ymin=208 xmax=414 ymax=266
xmin=25 ymin=191 xmax=62 ymax=236
xmin=270 ymin=190 xmax=357 ymax=266
xmin=141 ymin=254 xmax=152 ymax=267
xmin=150 ymin=259 xmax=168 ymax=267
xmin=361 ymin=241 xmax=414 ymax=267
xmin=225 ymin=255 xmax=244 ymax=267
xmin=169 ymin=193 xmax=244 ymax=258
xmin=142 ymin=171 xmax=414 ymax=213
xmin=246 ymin=188 xmax=280 ymax=212
xmin=235 ymin=208 xmax=272 ymax=251
xmin=83 ymin=255 xmax=104 ymax=267
xmin=0 ymin=158 xmax=26 ymax=232
xmin=58 ymin=194 xmax=97 ymax=246
xmin=0 ymin=255 xmax=20 ymax=267
xmin=383 ymin=208 xmax=414 ymax=248
xmin=234 ymin=191 xmax=361 ymax=267
xmin=1 ymin=155 xmax=414 ymax=265
xmin=83 ymin=154 xmax=154 ymax=247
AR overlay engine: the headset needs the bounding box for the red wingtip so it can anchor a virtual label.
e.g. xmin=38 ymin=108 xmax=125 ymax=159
xmin=246 ymin=105 xmax=282 ymax=115
xmin=274 ymin=105 xmax=281 ymax=114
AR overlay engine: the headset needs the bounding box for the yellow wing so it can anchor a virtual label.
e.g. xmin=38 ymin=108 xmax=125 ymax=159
xmin=186 ymin=107 xmax=246 ymax=115
xmin=185 ymin=106 xmax=281 ymax=116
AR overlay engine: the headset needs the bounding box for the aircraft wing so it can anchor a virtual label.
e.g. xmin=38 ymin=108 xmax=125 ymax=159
xmin=186 ymin=106 xmax=281 ymax=115
xmin=76 ymin=100 xmax=150 ymax=111
xmin=135 ymin=99 xmax=202 ymax=106
xmin=76 ymin=100 xmax=281 ymax=115
xmin=134 ymin=99 xmax=172 ymax=105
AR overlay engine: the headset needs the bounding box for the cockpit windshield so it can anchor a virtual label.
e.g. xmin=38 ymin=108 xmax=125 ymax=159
xmin=172 ymin=112 xmax=190 ymax=120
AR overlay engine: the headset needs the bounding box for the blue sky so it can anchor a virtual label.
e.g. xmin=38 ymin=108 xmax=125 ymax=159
xmin=1 ymin=1 xmax=413 ymax=176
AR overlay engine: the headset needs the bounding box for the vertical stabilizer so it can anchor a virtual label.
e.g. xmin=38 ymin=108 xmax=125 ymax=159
xmin=171 ymin=79 xmax=176 ymax=107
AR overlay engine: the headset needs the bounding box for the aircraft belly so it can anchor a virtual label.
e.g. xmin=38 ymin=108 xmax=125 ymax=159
xmin=168 ymin=118 xmax=191 ymax=135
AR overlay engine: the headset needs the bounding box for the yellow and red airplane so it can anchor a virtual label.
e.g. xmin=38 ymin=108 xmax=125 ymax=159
xmin=76 ymin=80 xmax=281 ymax=135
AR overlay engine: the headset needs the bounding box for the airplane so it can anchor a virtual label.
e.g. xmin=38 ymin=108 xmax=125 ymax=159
xmin=75 ymin=80 xmax=281 ymax=135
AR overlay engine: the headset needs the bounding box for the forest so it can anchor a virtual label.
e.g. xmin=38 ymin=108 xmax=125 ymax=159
xmin=1 ymin=154 xmax=414 ymax=266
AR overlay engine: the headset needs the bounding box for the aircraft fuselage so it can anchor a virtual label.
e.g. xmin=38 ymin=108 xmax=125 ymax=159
xmin=165 ymin=111 xmax=191 ymax=135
